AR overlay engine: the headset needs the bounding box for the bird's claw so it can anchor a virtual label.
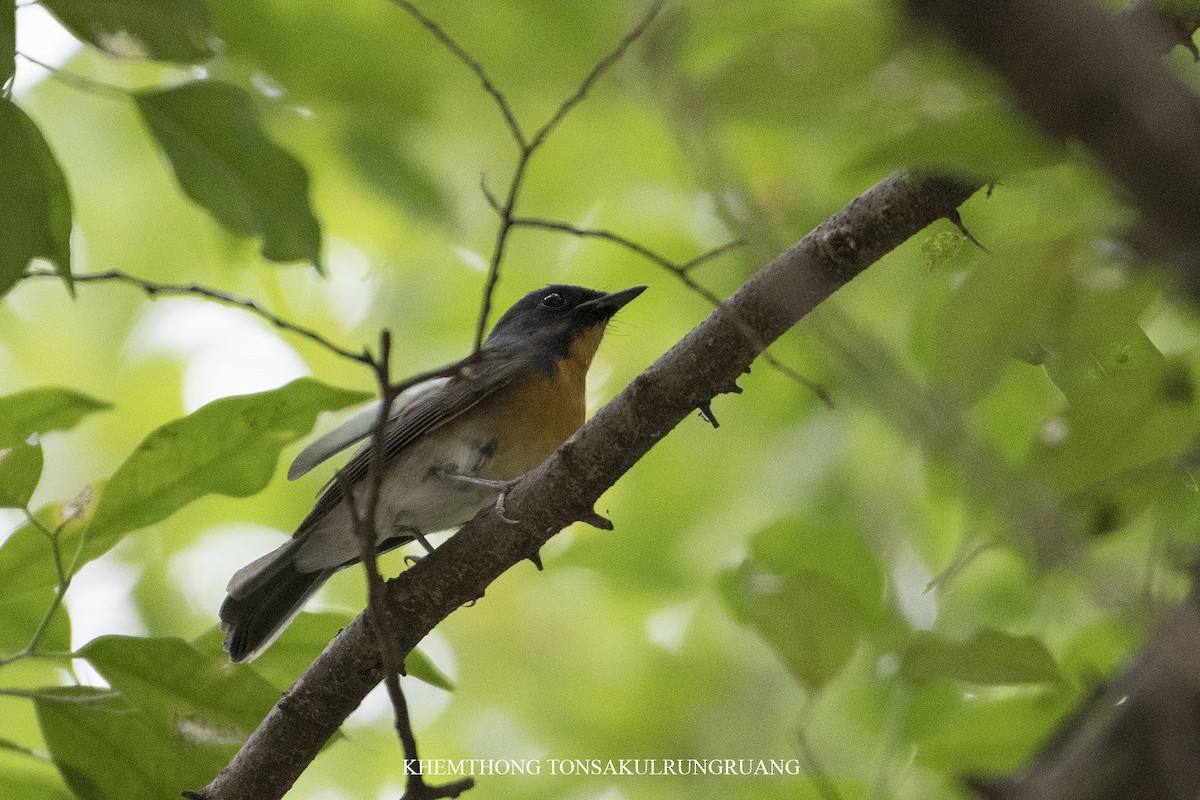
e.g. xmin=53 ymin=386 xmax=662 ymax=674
xmin=494 ymin=488 xmax=519 ymax=524
xmin=435 ymin=466 xmax=521 ymax=523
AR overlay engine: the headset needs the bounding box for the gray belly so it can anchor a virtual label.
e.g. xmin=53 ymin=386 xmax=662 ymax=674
xmin=293 ymin=426 xmax=498 ymax=573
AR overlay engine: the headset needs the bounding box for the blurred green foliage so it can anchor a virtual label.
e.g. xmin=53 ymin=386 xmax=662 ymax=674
xmin=1 ymin=0 xmax=1198 ymax=799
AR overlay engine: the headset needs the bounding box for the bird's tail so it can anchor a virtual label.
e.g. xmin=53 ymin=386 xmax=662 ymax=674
xmin=219 ymin=541 xmax=333 ymax=662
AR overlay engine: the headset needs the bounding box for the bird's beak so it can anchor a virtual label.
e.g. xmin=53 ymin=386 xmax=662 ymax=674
xmin=580 ymin=285 xmax=647 ymax=317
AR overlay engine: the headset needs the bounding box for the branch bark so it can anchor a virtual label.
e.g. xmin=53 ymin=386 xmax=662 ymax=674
xmin=195 ymin=170 xmax=979 ymax=800
xmin=904 ymin=0 xmax=1200 ymax=294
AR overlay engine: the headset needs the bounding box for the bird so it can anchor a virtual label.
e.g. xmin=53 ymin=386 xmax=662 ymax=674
xmin=219 ymin=284 xmax=646 ymax=661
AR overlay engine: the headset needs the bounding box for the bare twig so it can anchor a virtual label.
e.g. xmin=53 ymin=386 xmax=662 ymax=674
xmin=389 ymin=1 xmax=665 ymax=355
xmin=385 ymin=1 xmax=526 ymax=148
xmin=21 ymin=268 xmax=375 ymax=367
xmin=796 ymin=725 xmax=845 ymax=800
xmin=509 ymin=216 xmax=833 ymax=406
xmin=526 ymin=0 xmax=667 ymax=152
xmin=334 ymin=332 xmax=474 ymax=800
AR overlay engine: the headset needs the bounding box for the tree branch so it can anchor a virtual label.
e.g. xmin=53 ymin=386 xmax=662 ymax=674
xmin=195 ymin=170 xmax=979 ymax=800
xmin=387 ymin=0 xmax=665 ymax=355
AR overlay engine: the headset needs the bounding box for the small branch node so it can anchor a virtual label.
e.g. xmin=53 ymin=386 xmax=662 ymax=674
xmin=946 ymin=208 xmax=989 ymax=253
xmin=479 ymin=173 xmax=502 ymax=214
xmin=818 ymin=225 xmax=860 ymax=267
xmin=697 ymin=400 xmax=720 ymax=428
xmin=580 ymin=509 xmax=614 ymax=531
xmin=527 ymin=549 xmax=544 ymax=571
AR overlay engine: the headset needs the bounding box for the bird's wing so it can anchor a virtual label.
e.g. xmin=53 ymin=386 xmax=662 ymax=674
xmin=287 ymin=377 xmax=451 ymax=480
xmin=294 ymin=350 xmax=529 ymax=536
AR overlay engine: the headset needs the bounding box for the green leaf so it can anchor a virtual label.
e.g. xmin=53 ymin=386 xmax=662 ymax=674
xmin=0 ymin=747 xmax=73 ymax=800
xmin=901 ymin=628 xmax=1061 ymax=685
xmin=0 ymin=492 xmax=96 ymax=602
xmin=0 ymin=387 xmax=112 ymax=447
xmin=0 ymin=439 xmax=43 ymax=509
xmin=193 ymin=611 xmax=455 ymax=692
xmin=35 ymin=687 xmax=225 ymax=800
xmin=79 ymin=636 xmax=279 ymax=737
xmin=910 ymin=688 xmax=1073 ymax=773
xmin=719 ymin=562 xmax=860 ymax=689
xmin=748 ymin=515 xmax=885 ymax=628
xmin=1 ymin=1 xmax=14 ymax=89
xmin=1061 ymin=619 xmax=1141 ymax=682
xmin=0 ymin=499 xmax=82 ymax=659
xmin=1037 ymin=357 xmax=1197 ymax=495
xmin=0 ymin=98 xmax=73 ymax=299
xmin=929 ymin=243 xmax=1071 ymax=404
xmin=40 ymin=0 xmax=213 ymax=63
xmin=135 ymin=82 xmax=323 ymax=269
xmin=405 ymin=647 xmax=455 ymax=692
xmin=81 ymin=379 xmax=369 ymax=567
xmin=861 ymin=102 xmax=1057 ymax=181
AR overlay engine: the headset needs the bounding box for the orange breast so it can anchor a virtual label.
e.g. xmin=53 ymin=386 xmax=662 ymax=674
xmin=477 ymin=372 xmax=585 ymax=479
xmin=475 ymin=324 xmax=603 ymax=480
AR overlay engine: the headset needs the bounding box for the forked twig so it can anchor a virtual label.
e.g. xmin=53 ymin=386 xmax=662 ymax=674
xmin=389 ymin=1 xmax=666 ymax=354
xmin=337 ymin=331 xmax=475 ymax=800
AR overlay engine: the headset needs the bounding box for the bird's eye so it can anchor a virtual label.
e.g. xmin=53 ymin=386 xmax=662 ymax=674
xmin=540 ymin=292 xmax=565 ymax=309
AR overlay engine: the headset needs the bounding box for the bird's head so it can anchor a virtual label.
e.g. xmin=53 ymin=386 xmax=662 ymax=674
xmin=485 ymin=284 xmax=646 ymax=372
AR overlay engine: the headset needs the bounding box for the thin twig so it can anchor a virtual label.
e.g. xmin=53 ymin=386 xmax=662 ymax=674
xmin=390 ymin=1 xmax=666 ymax=355
xmin=387 ymin=1 xmax=526 ymax=149
xmin=0 ymin=737 xmax=51 ymax=762
xmin=509 ymin=216 xmax=834 ymax=406
xmin=337 ymin=333 xmax=474 ymax=800
xmin=21 ymin=268 xmax=375 ymax=366
xmin=526 ymin=0 xmax=667 ymax=152
xmin=0 ymin=511 xmax=73 ymax=668
xmin=15 ymin=52 xmax=128 ymax=99
xmin=679 ymin=238 xmax=746 ymax=272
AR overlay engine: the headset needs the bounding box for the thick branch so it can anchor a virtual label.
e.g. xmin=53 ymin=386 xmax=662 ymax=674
xmin=904 ymin=0 xmax=1200 ymax=292
xmin=196 ymin=171 xmax=977 ymax=800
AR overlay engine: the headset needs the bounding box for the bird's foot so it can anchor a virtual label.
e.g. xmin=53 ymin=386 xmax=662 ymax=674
xmin=435 ymin=468 xmax=521 ymax=524
xmin=398 ymin=526 xmax=435 ymax=566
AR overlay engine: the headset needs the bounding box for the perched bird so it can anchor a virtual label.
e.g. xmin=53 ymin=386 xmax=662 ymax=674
xmin=220 ymin=284 xmax=646 ymax=661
